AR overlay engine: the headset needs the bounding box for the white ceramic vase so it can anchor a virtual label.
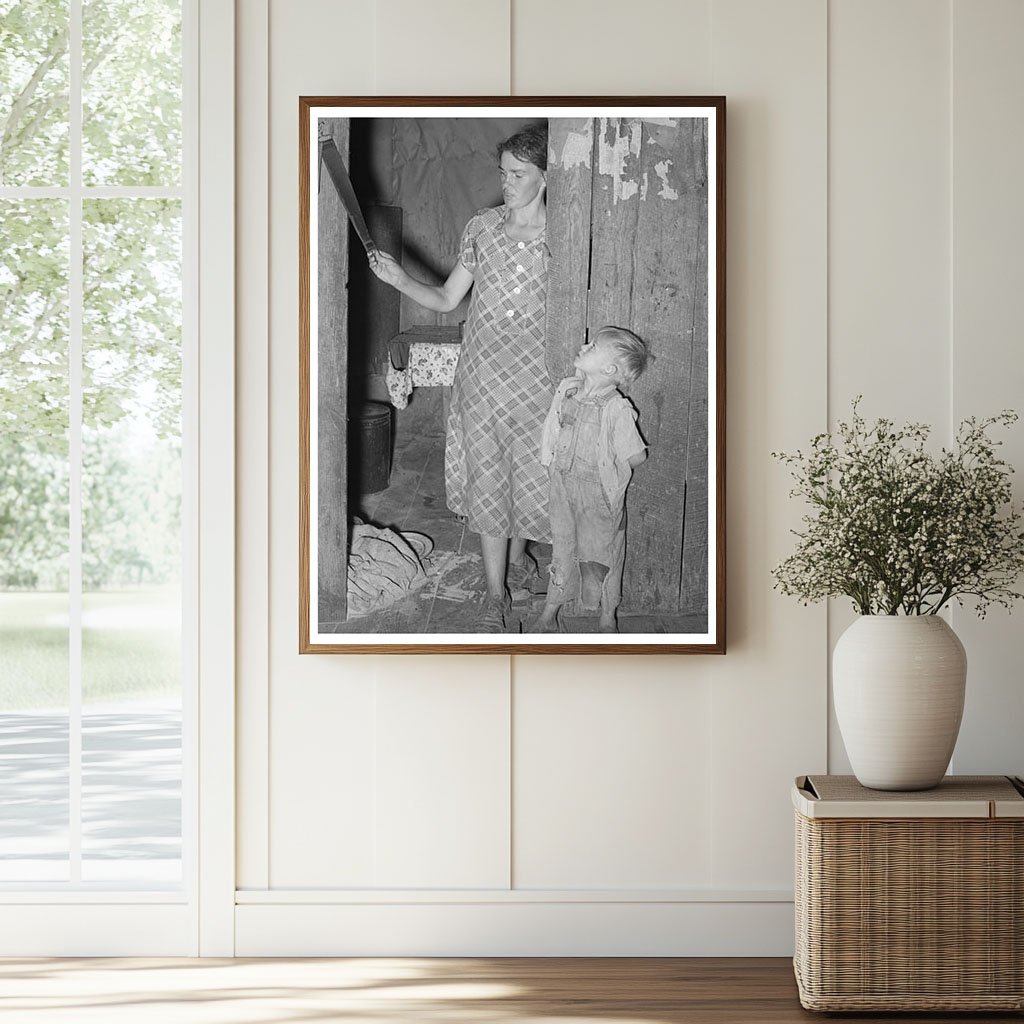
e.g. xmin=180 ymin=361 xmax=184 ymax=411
xmin=833 ymin=615 xmax=967 ymax=791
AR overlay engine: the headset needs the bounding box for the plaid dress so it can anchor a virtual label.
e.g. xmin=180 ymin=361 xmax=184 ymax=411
xmin=445 ymin=207 xmax=552 ymax=541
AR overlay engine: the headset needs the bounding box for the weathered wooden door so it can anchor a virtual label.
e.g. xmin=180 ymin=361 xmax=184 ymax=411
xmin=546 ymin=118 xmax=709 ymax=617
xmin=317 ymin=118 xmax=349 ymax=628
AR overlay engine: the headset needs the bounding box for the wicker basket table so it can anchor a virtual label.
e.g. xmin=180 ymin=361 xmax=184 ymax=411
xmin=793 ymin=774 xmax=1024 ymax=1012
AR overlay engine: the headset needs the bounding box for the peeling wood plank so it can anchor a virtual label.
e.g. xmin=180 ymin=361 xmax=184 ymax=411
xmin=545 ymin=118 xmax=594 ymax=383
xmin=622 ymin=119 xmax=707 ymax=614
xmin=596 ymin=116 xmax=642 ymax=205
xmin=317 ymin=117 xmax=349 ymax=626
xmin=680 ymin=122 xmax=710 ymax=616
xmin=585 ymin=119 xmax=647 ymax=610
xmin=547 ymin=116 xmax=709 ymax=617
xmin=588 ymin=118 xmax=640 ymax=336
xmin=557 ymin=126 xmax=593 ymax=171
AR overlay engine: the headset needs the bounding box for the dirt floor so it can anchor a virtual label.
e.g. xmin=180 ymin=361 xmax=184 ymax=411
xmin=332 ymin=387 xmax=705 ymax=635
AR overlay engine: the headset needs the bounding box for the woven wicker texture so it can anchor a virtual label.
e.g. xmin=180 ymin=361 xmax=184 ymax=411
xmin=794 ymin=800 xmax=1024 ymax=1011
xmin=805 ymin=773 xmax=1023 ymax=803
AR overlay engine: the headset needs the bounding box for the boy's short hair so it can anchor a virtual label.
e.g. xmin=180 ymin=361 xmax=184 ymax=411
xmin=596 ymin=326 xmax=648 ymax=383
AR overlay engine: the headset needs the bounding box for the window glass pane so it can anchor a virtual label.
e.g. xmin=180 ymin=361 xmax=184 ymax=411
xmin=81 ymin=198 xmax=181 ymax=883
xmin=0 ymin=199 xmax=70 ymax=880
xmin=0 ymin=0 xmax=70 ymax=186
xmin=82 ymin=0 xmax=181 ymax=187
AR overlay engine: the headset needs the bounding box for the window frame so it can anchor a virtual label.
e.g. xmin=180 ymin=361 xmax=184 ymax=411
xmin=0 ymin=0 xmax=235 ymax=956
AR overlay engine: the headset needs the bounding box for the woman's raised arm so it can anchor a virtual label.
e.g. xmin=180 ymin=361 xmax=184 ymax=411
xmin=368 ymin=250 xmax=474 ymax=313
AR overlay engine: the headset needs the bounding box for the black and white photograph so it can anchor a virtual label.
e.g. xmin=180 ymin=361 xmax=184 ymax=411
xmin=299 ymin=98 xmax=725 ymax=653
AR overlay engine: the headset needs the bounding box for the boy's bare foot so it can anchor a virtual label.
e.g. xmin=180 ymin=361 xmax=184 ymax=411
xmin=598 ymin=611 xmax=618 ymax=633
xmin=530 ymin=607 xmax=561 ymax=633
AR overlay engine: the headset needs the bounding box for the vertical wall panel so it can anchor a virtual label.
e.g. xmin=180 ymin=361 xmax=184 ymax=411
xmin=375 ymin=661 xmax=511 ymax=887
xmin=513 ymin=657 xmax=713 ymax=888
xmin=512 ymin=0 xmax=711 ymax=95
xmin=949 ymin=0 xmax=1024 ymax=777
xmin=709 ymin=0 xmax=828 ymax=888
xmin=829 ymin=0 xmax=950 ymax=420
xmin=827 ymin=0 xmax=951 ymax=773
xmin=266 ymin=0 xmax=378 ymax=887
xmin=271 ymin=673 xmax=378 ymax=886
xmin=376 ymin=0 xmax=510 ymax=95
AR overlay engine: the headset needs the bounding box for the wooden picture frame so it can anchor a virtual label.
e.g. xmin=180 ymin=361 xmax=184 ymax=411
xmin=299 ymin=97 xmax=725 ymax=653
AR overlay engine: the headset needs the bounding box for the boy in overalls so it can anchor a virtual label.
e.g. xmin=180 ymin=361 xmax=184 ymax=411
xmin=535 ymin=327 xmax=648 ymax=633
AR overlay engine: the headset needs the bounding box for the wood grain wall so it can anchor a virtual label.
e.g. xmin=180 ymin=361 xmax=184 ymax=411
xmin=316 ymin=119 xmax=349 ymax=626
xmin=546 ymin=116 xmax=709 ymax=615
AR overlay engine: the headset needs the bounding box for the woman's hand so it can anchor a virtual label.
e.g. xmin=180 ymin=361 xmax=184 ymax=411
xmin=368 ymin=248 xmax=406 ymax=289
xmin=366 ymin=246 xmax=473 ymax=313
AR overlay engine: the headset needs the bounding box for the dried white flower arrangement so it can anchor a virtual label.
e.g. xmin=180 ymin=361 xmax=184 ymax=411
xmin=772 ymin=401 xmax=1024 ymax=616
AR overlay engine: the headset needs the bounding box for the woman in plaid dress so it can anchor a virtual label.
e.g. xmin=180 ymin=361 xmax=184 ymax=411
xmin=369 ymin=125 xmax=551 ymax=632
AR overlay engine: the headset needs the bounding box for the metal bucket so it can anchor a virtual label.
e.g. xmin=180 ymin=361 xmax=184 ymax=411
xmin=351 ymin=400 xmax=392 ymax=495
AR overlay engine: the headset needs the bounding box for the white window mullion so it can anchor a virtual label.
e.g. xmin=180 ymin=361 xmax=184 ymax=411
xmin=181 ymin=0 xmax=200 ymax=913
xmin=0 ymin=186 xmax=183 ymax=200
xmin=68 ymin=0 xmax=83 ymax=885
xmin=0 ymin=187 xmax=69 ymax=199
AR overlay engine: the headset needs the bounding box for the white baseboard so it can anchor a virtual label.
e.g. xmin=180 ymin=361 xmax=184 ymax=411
xmin=235 ymin=898 xmax=795 ymax=956
xmin=0 ymin=904 xmax=196 ymax=956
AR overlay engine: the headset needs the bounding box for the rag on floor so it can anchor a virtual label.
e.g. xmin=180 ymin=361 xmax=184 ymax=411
xmin=347 ymin=520 xmax=433 ymax=617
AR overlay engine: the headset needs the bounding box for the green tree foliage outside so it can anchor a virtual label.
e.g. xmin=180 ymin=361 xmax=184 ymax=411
xmin=1 ymin=1 xmax=183 ymax=593
xmin=82 ymin=0 xmax=182 ymax=187
xmin=1 ymin=0 xmax=181 ymax=188
xmin=0 ymin=0 xmax=70 ymax=187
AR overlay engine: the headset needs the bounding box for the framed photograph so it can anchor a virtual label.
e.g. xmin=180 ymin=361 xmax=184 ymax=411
xmin=299 ymin=97 xmax=725 ymax=653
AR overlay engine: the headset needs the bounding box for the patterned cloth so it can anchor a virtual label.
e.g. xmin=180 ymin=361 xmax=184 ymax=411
xmin=409 ymin=342 xmax=461 ymax=387
xmin=386 ymin=359 xmax=413 ymax=409
xmin=445 ymin=207 xmax=552 ymax=541
xmin=386 ymin=342 xmax=461 ymax=410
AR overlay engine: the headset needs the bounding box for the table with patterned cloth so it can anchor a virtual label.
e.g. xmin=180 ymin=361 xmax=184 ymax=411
xmin=387 ymin=326 xmax=462 ymax=407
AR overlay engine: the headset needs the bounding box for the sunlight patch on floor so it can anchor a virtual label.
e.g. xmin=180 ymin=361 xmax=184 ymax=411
xmin=0 ymin=958 xmax=687 ymax=1024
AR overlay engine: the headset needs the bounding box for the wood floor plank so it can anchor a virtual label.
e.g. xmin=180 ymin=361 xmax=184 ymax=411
xmin=0 ymin=957 xmax=1018 ymax=1023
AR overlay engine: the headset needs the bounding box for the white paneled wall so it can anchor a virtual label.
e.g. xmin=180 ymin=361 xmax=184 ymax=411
xmin=513 ymin=657 xmax=713 ymax=889
xmin=826 ymin=0 xmax=953 ymax=773
xmin=376 ymin=0 xmax=510 ymax=95
xmin=829 ymin=0 xmax=951 ymax=426
xmin=373 ymin=662 xmax=511 ymax=888
xmin=511 ymin=0 xmax=712 ymax=95
xmin=234 ymin=0 xmax=1024 ymax=954
xmin=948 ymin=0 xmax=1024 ymax=776
xmin=827 ymin=0 xmax=1024 ymax=780
xmin=706 ymin=0 xmax=828 ymax=890
xmin=263 ymin=0 xmax=374 ymax=890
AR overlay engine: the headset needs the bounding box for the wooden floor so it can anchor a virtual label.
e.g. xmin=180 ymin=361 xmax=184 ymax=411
xmin=0 ymin=957 xmax=1019 ymax=1023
